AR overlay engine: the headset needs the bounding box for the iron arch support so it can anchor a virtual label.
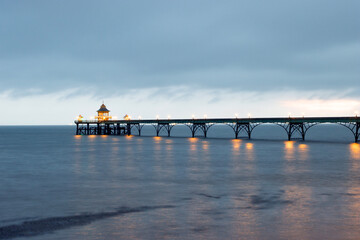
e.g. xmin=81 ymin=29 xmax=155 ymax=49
xmin=338 ymin=122 xmax=360 ymax=142
xmin=276 ymin=122 xmax=318 ymax=141
xmin=185 ymin=123 xmax=201 ymax=138
xmin=226 ymin=122 xmax=260 ymax=139
xmin=132 ymin=123 xmax=144 ymax=136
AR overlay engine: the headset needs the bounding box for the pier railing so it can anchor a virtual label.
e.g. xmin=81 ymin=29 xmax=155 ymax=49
xmin=74 ymin=117 xmax=360 ymax=142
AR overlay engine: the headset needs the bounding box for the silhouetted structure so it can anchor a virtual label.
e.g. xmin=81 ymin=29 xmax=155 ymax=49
xmin=75 ymin=116 xmax=360 ymax=142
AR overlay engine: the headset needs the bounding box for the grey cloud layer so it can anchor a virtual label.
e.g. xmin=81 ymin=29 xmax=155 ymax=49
xmin=0 ymin=0 xmax=359 ymax=95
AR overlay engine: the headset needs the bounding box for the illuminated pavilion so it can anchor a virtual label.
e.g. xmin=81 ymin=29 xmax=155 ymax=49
xmin=95 ymin=103 xmax=112 ymax=121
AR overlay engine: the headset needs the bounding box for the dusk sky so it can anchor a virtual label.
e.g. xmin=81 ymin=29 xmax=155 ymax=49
xmin=1 ymin=0 xmax=359 ymax=124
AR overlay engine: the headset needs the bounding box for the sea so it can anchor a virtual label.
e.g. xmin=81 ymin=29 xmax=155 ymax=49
xmin=0 ymin=124 xmax=360 ymax=240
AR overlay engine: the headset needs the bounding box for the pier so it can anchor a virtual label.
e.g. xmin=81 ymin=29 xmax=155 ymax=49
xmin=75 ymin=117 xmax=360 ymax=142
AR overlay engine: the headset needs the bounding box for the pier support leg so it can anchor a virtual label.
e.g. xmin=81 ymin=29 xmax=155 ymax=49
xmin=288 ymin=123 xmax=292 ymax=141
xmin=247 ymin=124 xmax=252 ymax=139
xmin=86 ymin=123 xmax=90 ymax=135
xmin=76 ymin=123 xmax=79 ymax=135
xmin=191 ymin=126 xmax=196 ymax=138
xmin=278 ymin=122 xmax=316 ymax=141
xmin=127 ymin=124 xmax=131 ymax=136
xmin=116 ymin=123 xmax=120 ymax=135
xmin=156 ymin=124 xmax=161 ymax=136
xmin=186 ymin=124 xmax=198 ymax=138
xmin=97 ymin=123 xmax=100 ymax=135
xmin=197 ymin=123 xmax=213 ymax=138
xmin=227 ymin=123 xmax=260 ymax=139
xmin=163 ymin=124 xmax=174 ymax=137
xmin=134 ymin=124 xmax=143 ymax=136
xmin=234 ymin=124 xmax=239 ymax=139
xmin=301 ymin=124 xmax=305 ymax=141
xmin=355 ymin=123 xmax=360 ymax=143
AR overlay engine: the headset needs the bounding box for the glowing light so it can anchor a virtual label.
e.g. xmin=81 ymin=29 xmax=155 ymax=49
xmin=245 ymin=142 xmax=254 ymax=160
xmin=288 ymin=112 xmax=291 ymax=118
xmin=284 ymin=141 xmax=295 ymax=161
xmin=355 ymin=111 xmax=359 ymax=117
xmin=302 ymin=112 xmax=305 ymax=118
xmin=138 ymin=116 xmax=142 ymax=120
xmin=156 ymin=115 xmax=159 ymax=120
xmin=232 ymin=139 xmax=241 ymax=150
xmin=298 ymin=143 xmax=309 ymax=161
xmin=235 ymin=113 xmax=238 ymax=118
xmin=192 ymin=114 xmax=195 ymax=119
xmin=188 ymin=137 xmax=198 ymax=151
xmin=76 ymin=115 xmax=84 ymax=122
xmin=350 ymin=143 xmax=360 ymax=160
xmin=298 ymin=144 xmax=308 ymax=150
xmin=248 ymin=113 xmax=251 ymax=118
xmin=202 ymin=141 xmax=209 ymax=150
xmin=204 ymin=114 xmax=207 ymax=119
xmin=285 ymin=141 xmax=294 ymax=149
xmin=246 ymin=143 xmax=253 ymax=150
xmin=167 ymin=115 xmax=171 ymax=119
xmin=124 ymin=114 xmax=131 ymax=120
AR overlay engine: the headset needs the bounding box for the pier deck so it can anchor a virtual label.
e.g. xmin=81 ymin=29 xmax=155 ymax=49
xmin=75 ymin=117 xmax=360 ymax=142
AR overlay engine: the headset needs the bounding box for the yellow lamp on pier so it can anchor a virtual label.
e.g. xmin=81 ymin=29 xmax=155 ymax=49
xmin=77 ymin=115 xmax=84 ymax=122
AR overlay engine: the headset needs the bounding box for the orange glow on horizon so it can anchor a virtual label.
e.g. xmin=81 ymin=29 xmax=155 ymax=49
xmin=283 ymin=99 xmax=360 ymax=115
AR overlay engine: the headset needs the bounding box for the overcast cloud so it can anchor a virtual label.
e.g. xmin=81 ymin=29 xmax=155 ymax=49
xmin=0 ymin=1 xmax=359 ymax=123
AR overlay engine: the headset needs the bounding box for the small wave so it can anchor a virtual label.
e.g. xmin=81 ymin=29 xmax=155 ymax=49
xmin=197 ymin=193 xmax=222 ymax=199
xmin=0 ymin=205 xmax=175 ymax=239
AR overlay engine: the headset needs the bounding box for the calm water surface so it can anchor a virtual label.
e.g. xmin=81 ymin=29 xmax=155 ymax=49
xmin=0 ymin=125 xmax=360 ymax=240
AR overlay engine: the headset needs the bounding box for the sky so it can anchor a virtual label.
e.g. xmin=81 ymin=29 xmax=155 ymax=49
xmin=0 ymin=0 xmax=359 ymax=124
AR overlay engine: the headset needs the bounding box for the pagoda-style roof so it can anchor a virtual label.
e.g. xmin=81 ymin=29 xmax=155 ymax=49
xmin=97 ymin=103 xmax=110 ymax=112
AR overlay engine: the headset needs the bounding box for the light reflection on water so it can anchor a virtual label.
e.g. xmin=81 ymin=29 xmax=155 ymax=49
xmin=188 ymin=137 xmax=198 ymax=152
xmin=245 ymin=143 xmax=254 ymax=161
xmin=1 ymin=126 xmax=360 ymax=240
xmin=350 ymin=143 xmax=360 ymax=161
xmin=298 ymin=143 xmax=309 ymax=161
xmin=284 ymin=141 xmax=295 ymax=161
xmin=281 ymin=140 xmax=312 ymax=239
